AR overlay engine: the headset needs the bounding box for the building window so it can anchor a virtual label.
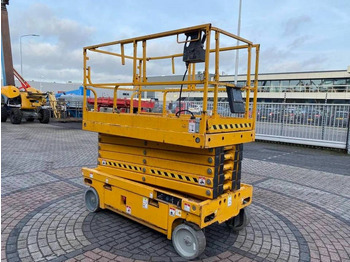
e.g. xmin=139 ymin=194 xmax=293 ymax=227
xmin=270 ymin=80 xmax=280 ymax=92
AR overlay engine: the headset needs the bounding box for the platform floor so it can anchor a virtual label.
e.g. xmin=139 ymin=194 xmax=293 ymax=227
xmin=1 ymin=121 xmax=350 ymax=262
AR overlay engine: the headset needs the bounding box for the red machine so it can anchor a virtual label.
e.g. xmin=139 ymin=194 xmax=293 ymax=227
xmin=13 ymin=68 xmax=31 ymax=91
xmin=87 ymin=97 xmax=155 ymax=112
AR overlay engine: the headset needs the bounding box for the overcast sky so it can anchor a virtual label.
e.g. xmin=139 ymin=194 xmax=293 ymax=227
xmin=5 ymin=0 xmax=350 ymax=83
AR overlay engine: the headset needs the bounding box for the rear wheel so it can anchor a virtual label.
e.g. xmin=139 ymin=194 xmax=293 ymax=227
xmin=1 ymin=106 xmax=7 ymax=122
xmin=10 ymin=108 xmax=23 ymax=124
xmin=84 ymin=187 xmax=100 ymax=213
xmin=226 ymin=207 xmax=250 ymax=232
xmin=172 ymin=223 xmax=206 ymax=260
xmin=38 ymin=109 xmax=50 ymax=123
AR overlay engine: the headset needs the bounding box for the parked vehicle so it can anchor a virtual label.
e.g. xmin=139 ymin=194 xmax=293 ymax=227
xmin=293 ymin=108 xmax=324 ymax=125
xmin=281 ymin=107 xmax=298 ymax=123
xmin=305 ymin=109 xmax=324 ymax=125
xmin=257 ymin=108 xmax=281 ymax=122
xmin=331 ymin=111 xmax=349 ymax=128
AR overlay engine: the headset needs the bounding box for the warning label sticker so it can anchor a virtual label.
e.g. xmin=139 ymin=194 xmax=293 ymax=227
xmin=126 ymin=206 xmax=132 ymax=214
xmin=142 ymin=197 xmax=148 ymax=209
xmin=198 ymin=176 xmax=206 ymax=186
xmin=169 ymin=208 xmax=176 ymax=216
xmin=176 ymin=209 xmax=182 ymax=217
xmin=228 ymin=196 xmax=232 ymax=207
xmin=102 ymin=160 xmax=106 ymax=165
xmin=188 ymin=120 xmax=196 ymax=133
xmin=184 ymin=203 xmax=191 ymax=212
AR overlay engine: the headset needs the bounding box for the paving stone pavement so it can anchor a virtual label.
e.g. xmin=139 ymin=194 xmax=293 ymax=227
xmin=1 ymin=122 xmax=350 ymax=262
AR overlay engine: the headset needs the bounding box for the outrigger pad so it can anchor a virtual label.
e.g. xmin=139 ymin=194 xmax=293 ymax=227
xmin=226 ymin=85 xmax=245 ymax=113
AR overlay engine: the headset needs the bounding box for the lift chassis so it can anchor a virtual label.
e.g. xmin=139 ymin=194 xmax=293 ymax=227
xmin=82 ymin=24 xmax=260 ymax=259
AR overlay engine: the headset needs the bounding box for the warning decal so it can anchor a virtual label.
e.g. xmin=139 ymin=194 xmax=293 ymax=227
xmin=142 ymin=197 xmax=148 ymax=209
xmin=198 ymin=176 xmax=206 ymax=186
xmin=228 ymin=196 xmax=232 ymax=207
xmin=169 ymin=207 xmax=175 ymax=216
xmin=184 ymin=203 xmax=191 ymax=212
xmin=126 ymin=206 xmax=132 ymax=214
xmin=188 ymin=120 xmax=195 ymax=133
xmin=176 ymin=209 xmax=182 ymax=217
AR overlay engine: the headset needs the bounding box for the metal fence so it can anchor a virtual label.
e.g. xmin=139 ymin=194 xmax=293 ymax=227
xmin=255 ymin=103 xmax=349 ymax=151
xmin=169 ymin=101 xmax=350 ymax=151
xmin=50 ymin=98 xmax=350 ymax=151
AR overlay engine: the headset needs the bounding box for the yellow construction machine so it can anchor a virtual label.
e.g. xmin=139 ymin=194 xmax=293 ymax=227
xmin=82 ymin=24 xmax=259 ymax=259
xmin=1 ymin=1 xmax=51 ymax=124
xmin=1 ymin=69 xmax=51 ymax=124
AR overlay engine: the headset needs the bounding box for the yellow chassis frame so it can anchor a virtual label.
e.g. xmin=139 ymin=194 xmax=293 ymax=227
xmin=83 ymin=168 xmax=252 ymax=240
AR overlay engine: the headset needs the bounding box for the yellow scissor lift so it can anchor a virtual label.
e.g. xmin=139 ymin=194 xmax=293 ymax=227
xmin=82 ymin=24 xmax=260 ymax=259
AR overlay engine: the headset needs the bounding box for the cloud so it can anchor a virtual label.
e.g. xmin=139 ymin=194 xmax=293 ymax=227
xmin=288 ymin=36 xmax=308 ymax=49
xmin=283 ymin=15 xmax=311 ymax=36
xmin=259 ymin=45 xmax=327 ymax=73
xmin=9 ymin=3 xmax=95 ymax=82
xmin=263 ymin=55 xmax=327 ymax=73
xmin=12 ymin=3 xmax=95 ymax=48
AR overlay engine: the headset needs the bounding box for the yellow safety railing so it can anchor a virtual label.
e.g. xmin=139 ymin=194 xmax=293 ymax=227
xmin=83 ymin=23 xmax=260 ymax=127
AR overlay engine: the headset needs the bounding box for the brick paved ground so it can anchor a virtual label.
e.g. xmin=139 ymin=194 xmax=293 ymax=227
xmin=1 ymin=121 xmax=350 ymax=262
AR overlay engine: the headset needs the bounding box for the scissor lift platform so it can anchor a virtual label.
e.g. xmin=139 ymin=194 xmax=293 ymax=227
xmin=83 ymin=110 xmax=255 ymax=148
xmin=96 ymin=134 xmax=244 ymax=200
xmin=82 ymin=24 xmax=260 ymax=259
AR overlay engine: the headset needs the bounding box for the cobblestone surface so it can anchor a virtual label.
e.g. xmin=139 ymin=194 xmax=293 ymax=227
xmin=1 ymin=122 xmax=350 ymax=261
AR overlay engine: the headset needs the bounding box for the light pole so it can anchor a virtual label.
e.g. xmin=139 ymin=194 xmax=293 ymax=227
xmin=20 ymin=34 xmax=39 ymax=76
xmin=234 ymin=0 xmax=242 ymax=85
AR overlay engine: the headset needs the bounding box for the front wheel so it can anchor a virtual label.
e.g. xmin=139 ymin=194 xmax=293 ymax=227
xmin=172 ymin=223 xmax=206 ymax=260
xmin=10 ymin=108 xmax=23 ymax=124
xmin=226 ymin=207 xmax=250 ymax=232
xmin=38 ymin=109 xmax=50 ymax=124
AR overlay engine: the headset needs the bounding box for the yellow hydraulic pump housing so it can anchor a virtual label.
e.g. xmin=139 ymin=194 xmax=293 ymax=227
xmin=82 ymin=24 xmax=260 ymax=260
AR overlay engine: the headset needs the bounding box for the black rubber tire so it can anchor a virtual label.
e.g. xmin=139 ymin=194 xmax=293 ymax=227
xmin=10 ymin=108 xmax=23 ymax=124
xmin=1 ymin=106 xmax=7 ymax=122
xmin=38 ymin=109 xmax=50 ymax=124
xmin=84 ymin=187 xmax=100 ymax=213
xmin=172 ymin=223 xmax=206 ymax=260
xmin=226 ymin=207 xmax=250 ymax=232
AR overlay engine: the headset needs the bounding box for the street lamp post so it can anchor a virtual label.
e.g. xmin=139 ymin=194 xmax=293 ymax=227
xmin=20 ymin=34 xmax=39 ymax=76
xmin=234 ymin=0 xmax=242 ymax=85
